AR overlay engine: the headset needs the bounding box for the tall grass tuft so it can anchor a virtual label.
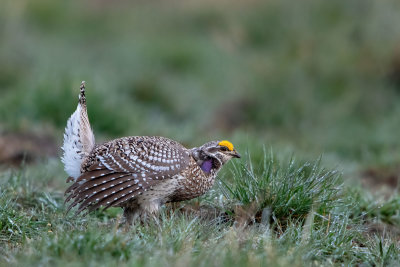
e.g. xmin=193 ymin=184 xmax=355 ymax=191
xmin=219 ymin=150 xmax=342 ymax=225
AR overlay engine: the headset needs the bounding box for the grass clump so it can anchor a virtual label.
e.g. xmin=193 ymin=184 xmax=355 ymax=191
xmin=220 ymin=151 xmax=342 ymax=226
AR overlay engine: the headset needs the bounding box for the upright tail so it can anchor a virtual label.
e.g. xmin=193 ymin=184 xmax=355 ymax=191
xmin=61 ymin=81 xmax=95 ymax=180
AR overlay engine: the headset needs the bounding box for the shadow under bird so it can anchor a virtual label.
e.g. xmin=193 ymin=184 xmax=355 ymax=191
xmin=61 ymin=81 xmax=241 ymax=224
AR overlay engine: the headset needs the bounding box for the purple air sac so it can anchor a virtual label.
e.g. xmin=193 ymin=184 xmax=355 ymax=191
xmin=201 ymin=159 xmax=213 ymax=173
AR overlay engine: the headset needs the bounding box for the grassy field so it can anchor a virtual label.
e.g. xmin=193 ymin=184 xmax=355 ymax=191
xmin=1 ymin=0 xmax=400 ymax=266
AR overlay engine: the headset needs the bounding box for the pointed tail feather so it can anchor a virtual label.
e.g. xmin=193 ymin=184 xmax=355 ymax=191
xmin=61 ymin=81 xmax=95 ymax=180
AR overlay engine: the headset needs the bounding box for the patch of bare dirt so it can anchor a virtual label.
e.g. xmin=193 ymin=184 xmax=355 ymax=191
xmin=0 ymin=132 xmax=58 ymax=167
xmin=361 ymin=167 xmax=399 ymax=196
xmin=388 ymin=46 xmax=400 ymax=89
xmin=364 ymin=222 xmax=400 ymax=242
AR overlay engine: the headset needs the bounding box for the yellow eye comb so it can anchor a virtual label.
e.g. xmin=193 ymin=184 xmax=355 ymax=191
xmin=218 ymin=140 xmax=234 ymax=151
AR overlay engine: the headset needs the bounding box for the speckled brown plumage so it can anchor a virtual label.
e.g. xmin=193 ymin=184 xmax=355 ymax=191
xmin=62 ymin=82 xmax=240 ymax=224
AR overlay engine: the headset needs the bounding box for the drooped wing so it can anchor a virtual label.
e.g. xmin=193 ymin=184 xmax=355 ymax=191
xmin=65 ymin=136 xmax=191 ymax=213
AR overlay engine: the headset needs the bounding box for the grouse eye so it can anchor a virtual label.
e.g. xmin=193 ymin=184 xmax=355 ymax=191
xmin=220 ymin=146 xmax=229 ymax=151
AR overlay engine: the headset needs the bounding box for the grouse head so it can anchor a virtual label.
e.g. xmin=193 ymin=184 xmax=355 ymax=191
xmin=191 ymin=140 xmax=240 ymax=173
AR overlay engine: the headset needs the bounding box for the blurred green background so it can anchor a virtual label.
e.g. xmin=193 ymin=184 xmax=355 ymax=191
xmin=1 ymin=0 xmax=400 ymax=183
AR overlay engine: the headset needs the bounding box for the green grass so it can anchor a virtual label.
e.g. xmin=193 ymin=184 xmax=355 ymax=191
xmin=0 ymin=154 xmax=399 ymax=266
xmin=219 ymin=153 xmax=341 ymax=223
xmin=1 ymin=0 xmax=400 ymax=266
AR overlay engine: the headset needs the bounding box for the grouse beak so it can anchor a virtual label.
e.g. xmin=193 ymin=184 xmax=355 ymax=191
xmin=232 ymin=150 xmax=241 ymax=158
